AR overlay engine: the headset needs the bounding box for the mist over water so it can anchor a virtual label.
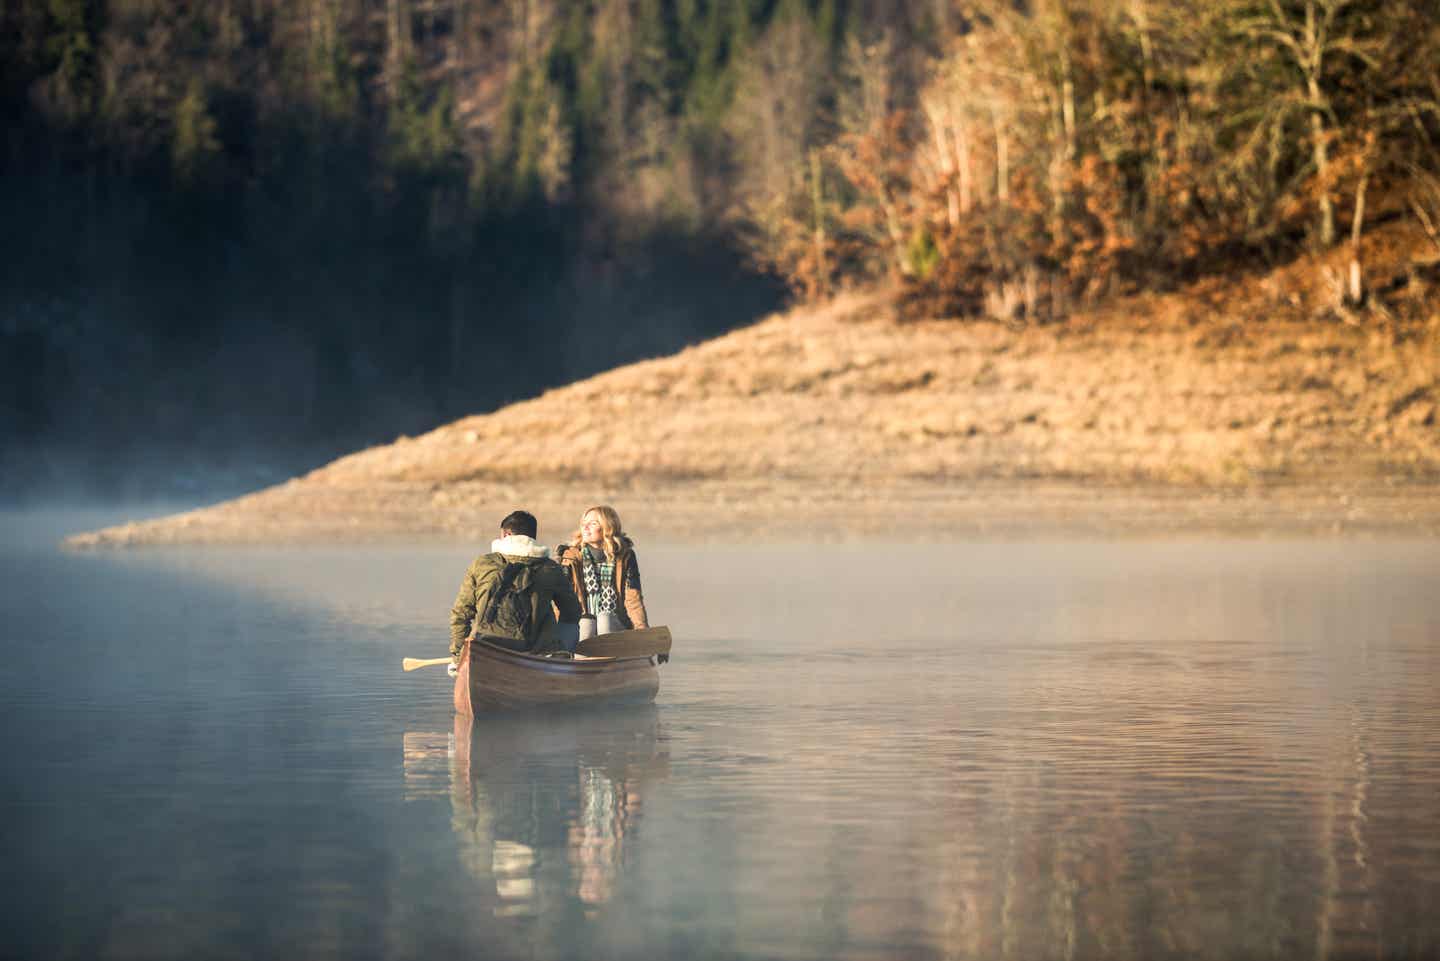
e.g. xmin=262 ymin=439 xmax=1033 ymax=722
xmin=0 ymin=231 xmax=785 ymax=505
xmin=3 ymin=511 xmax=1438 ymax=960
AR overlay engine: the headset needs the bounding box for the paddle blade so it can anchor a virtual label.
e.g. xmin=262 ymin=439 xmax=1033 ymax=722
xmin=576 ymin=626 xmax=673 ymax=660
xmin=403 ymin=657 xmax=454 ymax=672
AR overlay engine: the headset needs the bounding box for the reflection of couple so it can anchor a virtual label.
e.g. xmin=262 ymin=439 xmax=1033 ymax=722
xmin=447 ymin=506 xmax=649 ymax=669
xmin=446 ymin=708 xmax=669 ymax=918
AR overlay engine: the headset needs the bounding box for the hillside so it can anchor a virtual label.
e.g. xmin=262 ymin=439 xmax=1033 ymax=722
xmin=13 ymin=2 xmax=1440 ymax=509
xmin=65 ymin=223 xmax=1440 ymax=547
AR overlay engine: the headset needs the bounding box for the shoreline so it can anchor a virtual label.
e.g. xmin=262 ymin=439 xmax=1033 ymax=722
xmin=61 ymin=477 xmax=1440 ymax=548
xmin=58 ymin=262 xmax=1440 ymax=550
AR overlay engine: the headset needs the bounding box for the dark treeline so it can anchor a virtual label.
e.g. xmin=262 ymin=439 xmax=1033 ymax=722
xmin=4 ymin=1 xmax=1439 ymax=499
xmin=2 ymin=0 xmax=911 ymax=499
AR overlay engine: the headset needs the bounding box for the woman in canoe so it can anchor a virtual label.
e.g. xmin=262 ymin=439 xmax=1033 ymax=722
xmin=556 ymin=505 xmax=649 ymax=634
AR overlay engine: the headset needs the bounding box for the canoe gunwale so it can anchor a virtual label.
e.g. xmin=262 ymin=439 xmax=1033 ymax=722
xmin=454 ymin=637 xmax=661 ymax=715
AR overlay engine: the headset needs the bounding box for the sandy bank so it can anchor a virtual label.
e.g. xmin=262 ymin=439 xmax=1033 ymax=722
xmin=61 ymin=478 xmax=1440 ymax=547
xmin=66 ymin=247 xmax=1440 ymax=547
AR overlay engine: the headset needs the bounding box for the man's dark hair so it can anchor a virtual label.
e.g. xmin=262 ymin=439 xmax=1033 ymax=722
xmin=499 ymin=510 xmax=538 ymax=539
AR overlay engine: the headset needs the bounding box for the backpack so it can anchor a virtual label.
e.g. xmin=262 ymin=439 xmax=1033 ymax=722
xmin=472 ymin=560 xmax=536 ymax=643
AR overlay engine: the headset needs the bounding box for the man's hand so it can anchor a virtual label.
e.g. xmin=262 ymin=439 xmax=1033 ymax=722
xmin=447 ymin=660 xmax=459 ymax=678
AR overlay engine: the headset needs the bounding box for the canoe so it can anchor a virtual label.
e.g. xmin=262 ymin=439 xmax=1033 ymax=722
xmin=453 ymin=629 xmax=668 ymax=715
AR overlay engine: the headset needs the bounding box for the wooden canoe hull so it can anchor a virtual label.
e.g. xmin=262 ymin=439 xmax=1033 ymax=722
xmin=453 ymin=639 xmax=660 ymax=715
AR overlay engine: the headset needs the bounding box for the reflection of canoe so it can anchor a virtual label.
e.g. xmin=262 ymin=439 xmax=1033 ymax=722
xmin=453 ymin=637 xmax=662 ymax=715
xmin=447 ymin=706 xmax=670 ymax=921
xmin=452 ymin=705 xmax=669 ymax=776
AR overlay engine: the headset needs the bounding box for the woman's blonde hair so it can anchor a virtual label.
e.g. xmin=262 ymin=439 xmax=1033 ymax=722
xmin=571 ymin=505 xmax=628 ymax=561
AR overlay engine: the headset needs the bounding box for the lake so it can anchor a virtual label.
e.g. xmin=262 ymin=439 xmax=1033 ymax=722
xmin=2 ymin=510 xmax=1437 ymax=960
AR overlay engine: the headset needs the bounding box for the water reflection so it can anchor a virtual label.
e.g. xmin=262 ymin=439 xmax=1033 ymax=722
xmin=9 ymin=523 xmax=1437 ymax=961
xmin=404 ymin=707 xmax=668 ymax=923
xmin=401 ymin=730 xmax=453 ymax=802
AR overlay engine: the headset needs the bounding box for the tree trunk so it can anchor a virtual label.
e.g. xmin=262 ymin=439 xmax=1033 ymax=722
xmin=958 ymin=121 xmax=972 ymax=216
xmin=1060 ymin=47 xmax=1077 ymax=162
xmin=810 ymin=149 xmax=828 ymax=300
xmin=1346 ymin=165 xmax=1369 ymax=306
xmin=992 ymin=109 xmax=1009 ymax=204
xmin=882 ymin=188 xmax=908 ymax=278
xmin=1303 ymin=0 xmax=1335 ymax=246
xmin=387 ymin=0 xmax=408 ymax=99
xmin=1308 ymin=77 xmax=1336 ymax=247
xmin=453 ymin=0 xmax=470 ymax=74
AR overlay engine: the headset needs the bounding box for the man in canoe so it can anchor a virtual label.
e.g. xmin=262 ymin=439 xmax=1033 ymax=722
xmin=448 ymin=510 xmax=584 ymax=674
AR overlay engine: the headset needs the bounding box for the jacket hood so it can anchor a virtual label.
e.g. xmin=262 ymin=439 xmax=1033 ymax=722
xmin=491 ymin=534 xmax=551 ymax=558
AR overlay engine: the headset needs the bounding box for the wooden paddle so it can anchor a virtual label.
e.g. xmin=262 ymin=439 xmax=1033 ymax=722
xmin=402 ymin=657 xmax=454 ymax=672
xmin=577 ymin=625 xmax=672 ymax=660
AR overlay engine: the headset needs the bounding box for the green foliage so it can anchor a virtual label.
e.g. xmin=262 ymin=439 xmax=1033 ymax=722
xmin=171 ymin=78 xmax=219 ymax=184
xmin=310 ymin=26 xmax=360 ymax=126
xmin=389 ymin=62 xmax=462 ymax=179
xmin=905 ymin=227 xmax=939 ymax=280
xmin=45 ymin=0 xmax=101 ymax=118
xmin=484 ymin=64 xmax=570 ymax=209
xmin=7 ymin=0 xmax=1435 ymax=320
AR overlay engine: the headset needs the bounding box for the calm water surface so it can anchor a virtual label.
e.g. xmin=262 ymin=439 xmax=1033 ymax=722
xmin=2 ymin=511 xmax=1437 ymax=961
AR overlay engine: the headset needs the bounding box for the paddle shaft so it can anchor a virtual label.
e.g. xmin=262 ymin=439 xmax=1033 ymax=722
xmin=402 ymin=656 xmax=454 ymax=672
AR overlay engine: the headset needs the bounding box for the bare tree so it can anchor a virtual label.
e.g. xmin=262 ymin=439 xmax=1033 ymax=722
xmin=1214 ymin=0 xmax=1389 ymax=247
xmin=725 ymin=11 xmax=826 ymax=274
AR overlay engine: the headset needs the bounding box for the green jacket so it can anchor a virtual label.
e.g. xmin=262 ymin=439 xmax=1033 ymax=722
xmin=449 ymin=539 xmax=582 ymax=656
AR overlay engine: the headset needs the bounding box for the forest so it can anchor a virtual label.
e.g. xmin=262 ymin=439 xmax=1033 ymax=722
xmin=4 ymin=0 xmax=1438 ymax=498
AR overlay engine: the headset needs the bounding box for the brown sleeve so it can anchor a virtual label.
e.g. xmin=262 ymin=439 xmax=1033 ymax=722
xmin=622 ymin=551 xmax=649 ymax=629
xmin=554 ymin=548 xmax=585 ymax=613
